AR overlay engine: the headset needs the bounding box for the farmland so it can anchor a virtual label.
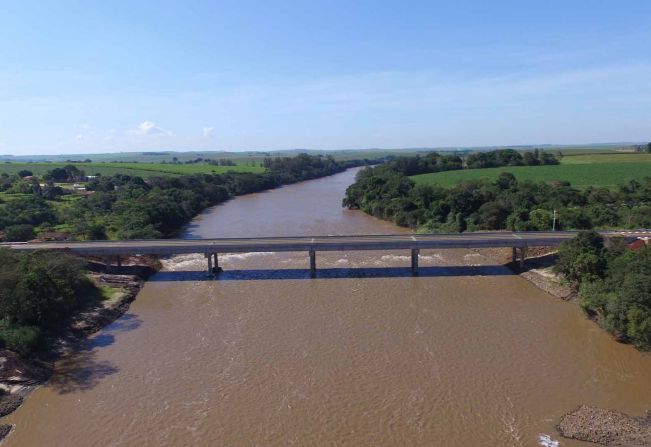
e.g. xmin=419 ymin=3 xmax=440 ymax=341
xmin=0 ymin=161 xmax=263 ymax=177
xmin=411 ymin=153 xmax=651 ymax=189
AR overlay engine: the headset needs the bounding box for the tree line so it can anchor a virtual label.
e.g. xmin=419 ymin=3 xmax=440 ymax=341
xmin=379 ymin=148 xmax=558 ymax=177
xmin=343 ymin=160 xmax=651 ymax=232
xmin=0 ymin=154 xmax=374 ymax=242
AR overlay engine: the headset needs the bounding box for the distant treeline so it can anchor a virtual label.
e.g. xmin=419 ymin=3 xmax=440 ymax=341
xmin=380 ymin=148 xmax=558 ymax=177
xmin=0 ymin=154 xmax=375 ymax=241
xmin=343 ymin=153 xmax=651 ymax=231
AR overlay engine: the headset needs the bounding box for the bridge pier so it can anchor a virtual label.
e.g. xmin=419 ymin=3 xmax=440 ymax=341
xmin=104 ymin=255 xmax=112 ymax=273
xmin=511 ymin=247 xmax=527 ymax=268
xmin=206 ymin=253 xmax=213 ymax=275
xmin=309 ymin=249 xmax=316 ymax=277
xmin=411 ymin=248 xmax=419 ymax=275
xmin=116 ymin=255 xmax=122 ymax=268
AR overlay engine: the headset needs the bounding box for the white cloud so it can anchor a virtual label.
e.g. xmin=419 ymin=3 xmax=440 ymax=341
xmin=202 ymin=127 xmax=215 ymax=138
xmin=75 ymin=134 xmax=84 ymax=141
xmin=131 ymin=121 xmax=173 ymax=136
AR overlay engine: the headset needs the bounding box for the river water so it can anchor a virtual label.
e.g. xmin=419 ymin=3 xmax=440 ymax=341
xmin=4 ymin=168 xmax=651 ymax=446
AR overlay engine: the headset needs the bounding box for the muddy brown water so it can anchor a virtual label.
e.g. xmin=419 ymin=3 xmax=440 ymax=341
xmin=4 ymin=168 xmax=651 ymax=446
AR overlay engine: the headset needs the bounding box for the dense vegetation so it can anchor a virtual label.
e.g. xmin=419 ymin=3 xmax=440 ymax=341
xmin=0 ymin=250 xmax=96 ymax=354
xmin=344 ymin=161 xmax=651 ymax=231
xmin=555 ymin=231 xmax=651 ymax=350
xmin=0 ymin=154 xmax=367 ymax=241
xmin=465 ymin=148 xmax=558 ymax=168
xmin=375 ymin=148 xmax=557 ymax=178
xmin=411 ymin=161 xmax=651 ymax=189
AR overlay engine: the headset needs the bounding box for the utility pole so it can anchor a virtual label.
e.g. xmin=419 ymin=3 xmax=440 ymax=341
xmin=552 ymin=209 xmax=557 ymax=231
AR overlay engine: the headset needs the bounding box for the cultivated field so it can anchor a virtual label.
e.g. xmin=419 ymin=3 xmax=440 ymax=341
xmin=0 ymin=161 xmax=263 ymax=177
xmin=411 ymin=153 xmax=651 ymax=189
xmin=560 ymin=153 xmax=651 ymax=164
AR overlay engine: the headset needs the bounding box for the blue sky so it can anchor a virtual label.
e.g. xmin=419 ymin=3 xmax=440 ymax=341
xmin=1 ymin=0 xmax=650 ymax=155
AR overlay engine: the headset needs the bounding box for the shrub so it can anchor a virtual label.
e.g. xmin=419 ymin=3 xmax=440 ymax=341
xmin=0 ymin=325 xmax=41 ymax=356
xmin=3 ymin=224 xmax=35 ymax=242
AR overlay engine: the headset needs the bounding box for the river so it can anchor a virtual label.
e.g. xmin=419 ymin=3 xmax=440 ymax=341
xmin=4 ymin=168 xmax=651 ymax=446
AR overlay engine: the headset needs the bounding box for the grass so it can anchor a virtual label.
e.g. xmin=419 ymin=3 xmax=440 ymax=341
xmin=560 ymin=153 xmax=651 ymax=164
xmin=0 ymin=161 xmax=263 ymax=177
xmin=98 ymin=285 xmax=125 ymax=301
xmin=411 ymin=162 xmax=651 ymax=189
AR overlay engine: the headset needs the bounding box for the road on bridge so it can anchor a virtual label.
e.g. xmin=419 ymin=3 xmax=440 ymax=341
xmin=4 ymin=230 xmax=649 ymax=275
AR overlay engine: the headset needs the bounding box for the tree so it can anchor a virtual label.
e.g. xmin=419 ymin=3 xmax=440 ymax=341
xmin=529 ymin=209 xmax=552 ymax=230
xmin=3 ymin=224 xmax=35 ymax=242
xmin=17 ymin=170 xmax=33 ymax=178
xmin=647 ymin=142 xmax=651 ymax=153
xmin=554 ymin=230 xmax=606 ymax=285
xmin=496 ymin=172 xmax=516 ymax=190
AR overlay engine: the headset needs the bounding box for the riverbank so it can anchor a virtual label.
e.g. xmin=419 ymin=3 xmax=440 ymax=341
xmin=0 ymin=255 xmax=160 ymax=441
xmin=476 ymin=246 xmax=574 ymax=300
xmin=478 ymin=247 xmax=651 ymax=446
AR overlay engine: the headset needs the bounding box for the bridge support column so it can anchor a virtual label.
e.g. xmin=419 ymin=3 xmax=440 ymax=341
xmin=212 ymin=253 xmax=220 ymax=272
xmin=512 ymin=247 xmax=517 ymax=264
xmin=309 ymin=249 xmax=316 ymax=278
xmin=116 ymin=255 xmax=122 ymax=268
xmin=411 ymin=248 xmax=419 ymax=276
xmin=206 ymin=253 xmax=213 ymax=275
xmin=519 ymin=247 xmax=527 ymax=268
xmin=104 ymin=256 xmax=111 ymax=273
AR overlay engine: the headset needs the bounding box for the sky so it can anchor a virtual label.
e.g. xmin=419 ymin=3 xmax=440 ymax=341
xmin=1 ymin=0 xmax=650 ymax=155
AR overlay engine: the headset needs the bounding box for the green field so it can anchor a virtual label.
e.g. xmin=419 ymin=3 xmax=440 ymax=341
xmin=0 ymin=161 xmax=263 ymax=177
xmin=411 ymin=159 xmax=651 ymax=189
xmin=560 ymin=153 xmax=651 ymax=164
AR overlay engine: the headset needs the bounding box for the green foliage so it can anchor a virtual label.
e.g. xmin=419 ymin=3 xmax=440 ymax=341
xmin=0 ymin=324 xmax=41 ymax=355
xmin=577 ymin=247 xmax=651 ymax=350
xmin=344 ymin=156 xmax=651 ymax=231
xmin=0 ymin=154 xmax=360 ymax=240
xmin=554 ymin=231 xmax=606 ymax=284
xmin=44 ymin=165 xmax=85 ymax=182
xmin=0 ymin=249 xmax=96 ymax=355
xmin=3 ymin=224 xmax=35 ymax=242
xmin=0 ymin=195 xmax=57 ymax=229
xmin=465 ymin=148 xmax=558 ymax=169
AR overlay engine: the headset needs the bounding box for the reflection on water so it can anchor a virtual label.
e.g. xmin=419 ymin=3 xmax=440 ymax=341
xmin=4 ymin=168 xmax=651 ymax=447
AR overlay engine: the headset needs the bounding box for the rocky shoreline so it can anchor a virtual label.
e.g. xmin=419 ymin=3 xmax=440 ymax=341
xmin=558 ymin=406 xmax=651 ymax=447
xmin=0 ymin=255 xmax=160 ymax=442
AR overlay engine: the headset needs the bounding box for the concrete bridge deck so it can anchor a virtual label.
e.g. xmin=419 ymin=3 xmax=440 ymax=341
xmin=3 ymin=231 xmax=649 ymax=276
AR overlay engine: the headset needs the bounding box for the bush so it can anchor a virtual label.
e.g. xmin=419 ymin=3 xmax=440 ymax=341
xmin=3 ymin=224 xmax=35 ymax=242
xmin=0 ymin=325 xmax=41 ymax=355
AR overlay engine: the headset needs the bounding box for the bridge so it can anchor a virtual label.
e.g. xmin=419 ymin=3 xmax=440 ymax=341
xmin=4 ymin=230 xmax=649 ymax=276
